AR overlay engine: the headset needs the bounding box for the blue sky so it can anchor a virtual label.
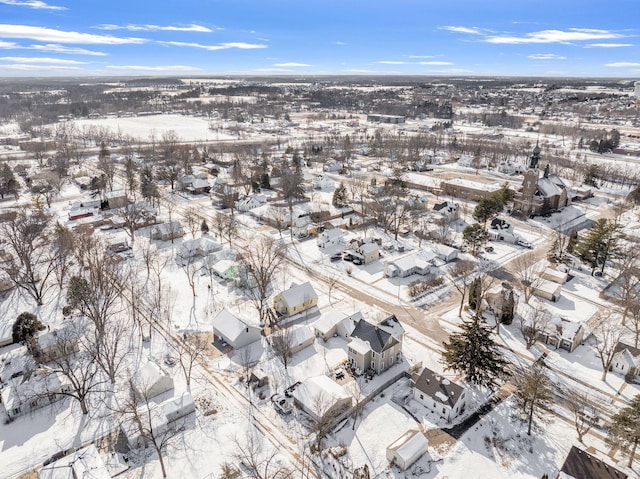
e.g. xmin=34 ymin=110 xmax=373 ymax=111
xmin=0 ymin=0 xmax=639 ymax=77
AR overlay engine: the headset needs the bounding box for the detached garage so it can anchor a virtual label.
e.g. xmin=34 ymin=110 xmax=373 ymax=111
xmin=386 ymin=429 xmax=429 ymax=471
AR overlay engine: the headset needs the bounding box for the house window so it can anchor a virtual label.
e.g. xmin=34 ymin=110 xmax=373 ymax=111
xmin=371 ymin=361 xmax=375 ymax=369
xmin=372 ymin=352 xmax=376 ymax=358
xmin=420 ymin=394 xmax=424 ymax=400
xmin=443 ymin=408 xmax=446 ymax=414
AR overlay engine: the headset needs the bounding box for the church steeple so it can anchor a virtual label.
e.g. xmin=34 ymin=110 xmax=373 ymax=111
xmin=529 ymin=140 xmax=541 ymax=170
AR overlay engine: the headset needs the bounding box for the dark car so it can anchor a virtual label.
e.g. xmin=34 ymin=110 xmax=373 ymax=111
xmin=352 ymin=257 xmax=363 ymax=265
xmin=343 ymin=253 xmax=354 ymax=262
xmin=330 ymin=252 xmax=342 ymax=261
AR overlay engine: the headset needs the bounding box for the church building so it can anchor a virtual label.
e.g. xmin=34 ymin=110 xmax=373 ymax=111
xmin=513 ymin=142 xmax=570 ymax=216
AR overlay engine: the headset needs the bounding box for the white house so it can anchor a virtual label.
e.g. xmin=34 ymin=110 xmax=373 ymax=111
xmin=291 ymin=376 xmax=352 ymax=421
xmin=386 ymin=429 xmax=429 ymax=471
xmin=236 ymin=194 xmax=267 ymax=212
xmin=317 ymin=228 xmax=347 ymax=248
xmin=611 ymin=342 xmax=640 ymax=380
xmin=384 ymin=250 xmax=437 ymax=278
xmin=211 ymin=310 xmax=262 ymax=349
xmin=151 ymin=221 xmax=185 ymax=241
xmin=132 ymin=361 xmax=175 ymax=400
xmin=412 ymin=367 xmax=467 ymax=421
xmin=1 ymin=369 xmax=72 ymax=419
xmin=178 ymin=236 xmax=222 ymax=260
xmin=357 ymin=242 xmax=380 ymax=264
xmin=39 ymin=445 xmax=111 ymax=479
xmin=432 ymin=201 xmax=459 ymax=220
xmin=312 ymin=174 xmax=335 ymax=190
xmin=312 ymin=310 xmax=363 ymax=340
xmin=431 ymin=244 xmax=459 ymax=263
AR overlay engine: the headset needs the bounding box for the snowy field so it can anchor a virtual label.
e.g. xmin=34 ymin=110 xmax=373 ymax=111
xmin=70 ymin=114 xmax=238 ymax=142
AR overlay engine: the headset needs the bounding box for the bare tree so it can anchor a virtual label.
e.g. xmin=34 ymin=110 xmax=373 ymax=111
xmin=268 ymin=206 xmax=289 ymax=238
xmin=593 ymin=310 xmax=625 ymax=381
xmin=239 ymin=236 xmax=287 ymax=325
xmin=513 ymin=364 xmax=553 ymax=436
xmin=97 ymin=149 xmax=117 ymax=192
xmin=309 ymin=392 xmax=343 ymax=450
xmin=347 ymin=378 xmax=365 ymax=431
xmin=182 ymin=205 xmax=201 ymax=238
xmin=31 ymin=171 xmax=63 ymax=208
xmin=45 ymin=324 xmax=107 ymax=415
xmin=178 ymin=247 xmax=201 ymax=297
xmin=615 ymin=245 xmax=640 ymax=326
xmin=513 ymin=251 xmax=545 ymax=303
xmin=51 ymin=222 xmax=75 ymax=289
xmin=563 ymin=388 xmax=597 ymax=442
xmin=170 ymin=332 xmax=208 ymax=391
xmin=519 ymin=305 xmax=552 ymax=350
xmin=447 ymin=260 xmax=476 ymax=317
xmin=118 ymin=202 xmax=147 ymax=243
xmin=626 ymin=302 xmax=640 ymax=348
xmin=0 ymin=207 xmax=56 ymax=305
xmin=270 ymin=326 xmax=295 ymax=371
xmin=231 ymin=430 xmax=292 ymax=479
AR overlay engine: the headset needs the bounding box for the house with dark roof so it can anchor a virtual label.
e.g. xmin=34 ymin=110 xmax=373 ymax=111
xmin=611 ymin=342 xmax=640 ymax=381
xmin=347 ymin=315 xmax=404 ymax=375
xmin=558 ymin=446 xmax=627 ymax=479
xmin=411 ymin=367 xmax=467 ymax=421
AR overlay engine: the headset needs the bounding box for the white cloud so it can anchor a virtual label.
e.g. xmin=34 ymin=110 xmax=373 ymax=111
xmin=407 ymin=55 xmax=436 ymax=59
xmin=377 ymin=61 xmax=409 ymax=65
xmin=0 ymin=24 xmax=146 ymax=44
xmin=0 ymin=0 xmax=66 ymax=10
xmin=528 ymin=53 xmax=567 ymax=60
xmin=95 ymin=23 xmax=214 ymax=33
xmin=0 ymin=64 xmax=82 ymax=70
xmin=273 ymin=62 xmax=311 ymax=67
xmin=106 ymin=65 xmax=201 ymax=72
xmin=0 ymin=41 xmax=18 ymax=48
xmin=485 ymin=28 xmax=624 ymax=44
xmin=29 ymin=44 xmax=107 ymax=56
xmin=334 ymin=41 xmax=346 ymax=45
xmin=253 ymin=67 xmax=291 ymax=73
xmin=605 ymin=62 xmax=640 ymax=67
xmin=0 ymin=56 xmax=87 ymax=64
xmin=586 ymin=43 xmax=633 ymax=48
xmin=441 ymin=26 xmax=484 ymax=35
xmin=158 ymin=41 xmax=266 ymax=51
xmin=417 ymin=61 xmax=453 ymax=65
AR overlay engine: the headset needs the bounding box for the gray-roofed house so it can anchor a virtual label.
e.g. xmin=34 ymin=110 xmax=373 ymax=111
xmin=313 ymin=310 xmax=363 ymax=340
xmin=611 ymin=342 xmax=640 ymax=381
xmin=211 ymin=310 xmax=261 ymax=349
xmin=411 ymin=367 xmax=467 ymax=421
xmin=558 ymin=446 xmax=627 ymax=479
xmin=150 ymin=221 xmax=185 ymax=241
xmin=273 ymin=281 xmax=318 ymax=317
xmin=347 ymin=315 xmax=404 ymax=375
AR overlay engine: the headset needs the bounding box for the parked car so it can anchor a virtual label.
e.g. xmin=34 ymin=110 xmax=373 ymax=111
xmin=343 ymin=253 xmax=354 ymax=262
xmin=352 ymin=257 xmax=363 ymax=265
xmin=485 ymin=246 xmax=495 ymax=253
xmin=516 ymin=239 xmax=533 ymax=249
xmin=270 ymin=394 xmax=292 ymax=415
xmin=329 ymin=252 xmax=342 ymax=261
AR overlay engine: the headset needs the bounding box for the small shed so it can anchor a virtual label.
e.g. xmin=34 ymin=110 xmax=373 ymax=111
xmin=534 ymin=279 xmax=562 ymax=302
xmin=541 ymin=267 xmax=568 ymax=284
xmin=211 ymin=310 xmax=261 ymax=349
xmin=386 ymin=429 xmax=429 ymax=471
xmin=132 ymin=361 xmax=174 ymax=400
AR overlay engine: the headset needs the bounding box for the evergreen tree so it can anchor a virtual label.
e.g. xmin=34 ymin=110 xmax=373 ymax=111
xmin=473 ymin=195 xmax=503 ymax=224
xmin=442 ymin=313 xmax=508 ymax=387
xmin=468 ymin=277 xmax=481 ymax=310
xmin=628 ymin=184 xmax=640 ymax=206
xmin=12 ymin=312 xmax=45 ymax=344
xmin=575 ymin=219 xmax=621 ymax=275
xmin=332 ymin=182 xmax=348 ymax=208
xmin=462 ymin=224 xmax=489 ymax=256
xmin=140 ymin=167 xmax=160 ymax=207
xmin=607 ymin=394 xmax=640 ymax=467
xmin=513 ymin=364 xmax=553 ymax=436
xmin=201 ymin=219 xmax=209 ymax=235
xmin=583 ymin=163 xmax=600 ymax=188
xmin=501 ymin=290 xmax=515 ymax=325
xmin=260 ymin=172 xmax=270 ymax=190
xmin=539 ymin=197 xmax=552 ymax=217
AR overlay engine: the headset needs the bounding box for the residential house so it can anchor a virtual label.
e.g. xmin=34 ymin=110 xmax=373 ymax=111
xmin=210 ymin=259 xmax=237 ymax=281
xmin=356 ymin=242 xmax=380 ymax=264
xmin=611 ymin=342 xmax=640 ymax=380
xmin=558 ymin=446 xmax=627 ymax=479
xmin=270 ymin=325 xmax=315 ymax=355
xmin=431 ymin=244 xmax=459 ymax=263
xmin=312 ymin=310 xmax=362 ymax=340
xmin=432 ymin=201 xmax=459 ymax=220
xmin=273 ymin=281 xmax=318 ymax=317
xmin=541 ymin=267 xmax=569 ymax=284
xmin=347 ymin=315 xmax=404 ymax=375
xmin=317 ymin=228 xmax=347 ymax=248
xmin=177 ymin=175 xmax=196 ymax=191
xmin=178 ymin=237 xmax=222 ymax=261
xmin=412 ymin=367 xmax=467 ymax=421
xmin=489 ymin=218 xmax=517 ymax=243
xmin=131 ymin=361 xmax=174 ymax=401
xmin=312 ymin=174 xmax=335 ymax=190
xmin=39 ymin=445 xmax=111 ymax=479
xmin=291 ymin=376 xmax=352 ymax=421
xmin=236 ymin=194 xmax=267 ymax=212
xmin=384 ymin=250 xmax=437 ymax=278
xmin=150 ymin=221 xmax=185 ymax=241
xmin=104 ymin=190 xmax=128 ymax=209
xmin=1 ymin=369 xmax=72 ymax=419
xmin=186 ymin=178 xmax=211 ymax=195
xmin=211 ymin=310 xmax=262 ymax=349
xmin=323 ymin=160 xmax=341 ymax=173
xmin=534 ymin=279 xmax=562 ymax=302
xmin=523 ymin=310 xmax=589 ymax=352
xmin=386 ymin=429 xmax=429 ymax=471
xmin=35 ymin=326 xmax=79 ymax=363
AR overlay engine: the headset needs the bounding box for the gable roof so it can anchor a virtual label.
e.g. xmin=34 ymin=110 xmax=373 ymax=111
xmin=211 ymin=310 xmax=258 ymax=343
xmin=614 ymin=341 xmax=640 ymax=357
xmin=560 ymin=446 xmax=627 ymax=479
xmin=279 ymin=281 xmax=318 ymax=307
xmin=350 ymin=317 xmax=398 ymax=353
xmin=412 ymin=368 xmax=464 ymax=408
